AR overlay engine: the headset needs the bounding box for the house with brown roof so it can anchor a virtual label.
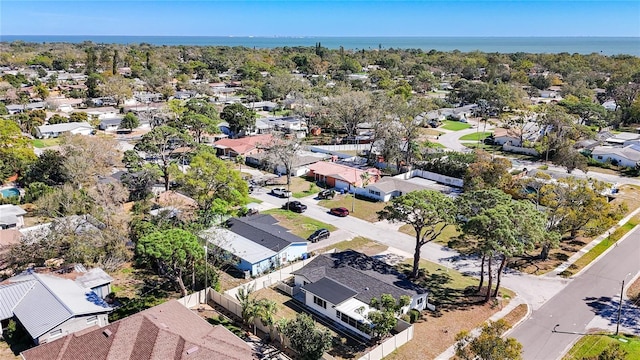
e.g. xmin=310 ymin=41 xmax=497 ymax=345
xmin=307 ymin=161 xmax=380 ymax=191
xmin=213 ymin=134 xmax=273 ymax=157
xmin=21 ymin=299 xmax=256 ymax=360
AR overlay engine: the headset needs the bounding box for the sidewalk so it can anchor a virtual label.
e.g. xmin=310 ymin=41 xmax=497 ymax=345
xmin=548 ymin=205 xmax=640 ymax=277
xmin=435 ymin=295 xmax=528 ymax=360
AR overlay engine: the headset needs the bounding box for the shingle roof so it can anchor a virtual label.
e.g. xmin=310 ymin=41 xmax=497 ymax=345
xmin=37 ymin=122 xmax=93 ymax=134
xmin=366 ymin=177 xmax=429 ymax=194
xmin=21 ymin=300 xmax=256 ymax=360
xmin=225 ymin=215 xmax=305 ymax=253
xmin=293 ymin=250 xmax=426 ymax=304
xmin=303 ymin=277 xmax=358 ymax=305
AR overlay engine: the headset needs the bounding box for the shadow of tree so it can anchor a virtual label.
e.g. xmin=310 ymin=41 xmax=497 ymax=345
xmin=584 ymin=296 xmax=640 ymax=334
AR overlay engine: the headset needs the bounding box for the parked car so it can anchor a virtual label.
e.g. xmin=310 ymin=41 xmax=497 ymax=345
xmin=271 ymin=187 xmax=292 ymax=198
xmin=307 ymin=228 xmax=330 ymax=243
xmin=282 ymin=201 xmax=307 ymax=213
xmin=329 ymin=207 xmax=349 ymax=217
xmin=317 ymin=189 xmax=335 ymax=200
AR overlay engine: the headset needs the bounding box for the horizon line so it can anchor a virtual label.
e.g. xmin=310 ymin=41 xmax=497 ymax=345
xmin=3 ymin=35 xmax=640 ymax=38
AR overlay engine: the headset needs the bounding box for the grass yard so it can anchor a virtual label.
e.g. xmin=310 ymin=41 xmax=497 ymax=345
xmin=440 ymin=120 xmax=472 ymax=131
xmin=563 ymin=333 xmax=640 ymax=360
xmin=247 ymin=196 xmax=263 ymax=204
xmin=317 ymin=236 xmax=388 ymax=256
xmin=318 ymin=194 xmax=387 ymax=222
xmin=265 ymin=176 xmax=316 ymax=195
xmin=398 ymin=223 xmax=460 ymax=245
xmin=418 ymin=128 xmax=445 ymax=137
xmin=292 ymin=182 xmax=321 ymax=198
xmin=459 ymin=131 xmax=492 ymax=141
xmin=422 ymin=141 xmax=446 ymax=148
xmin=31 ymin=138 xmax=60 ymax=148
xmin=263 ymin=208 xmax=337 ymax=239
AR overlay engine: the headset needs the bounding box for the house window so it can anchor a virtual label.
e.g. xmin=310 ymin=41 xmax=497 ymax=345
xmin=597 ymin=156 xmax=603 ymax=160
xmin=417 ymin=298 xmax=423 ymax=304
xmin=313 ymin=296 xmax=327 ymax=309
xmin=369 ymin=190 xmax=380 ymax=196
xmin=86 ymin=315 xmax=98 ymax=324
xmin=49 ymin=329 xmax=63 ymax=338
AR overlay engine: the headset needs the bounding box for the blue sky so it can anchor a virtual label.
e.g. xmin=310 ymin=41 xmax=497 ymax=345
xmin=1 ymin=1 xmax=639 ymax=37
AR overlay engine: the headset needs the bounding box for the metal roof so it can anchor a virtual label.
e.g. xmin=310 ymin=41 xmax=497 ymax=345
xmin=75 ymin=268 xmax=114 ymax=290
xmin=12 ymin=274 xmax=111 ymax=339
xmin=37 ymin=122 xmax=93 ymax=134
xmin=0 ymin=280 xmax=36 ymax=320
xmin=203 ymin=228 xmax=277 ymax=264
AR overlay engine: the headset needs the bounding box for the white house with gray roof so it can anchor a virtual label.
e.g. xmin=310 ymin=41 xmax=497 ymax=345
xmin=35 ymin=122 xmax=94 ymax=139
xmin=0 ymin=205 xmax=26 ymax=229
xmin=0 ymin=271 xmax=112 ymax=344
xmin=292 ymin=250 xmax=427 ymax=339
xmin=591 ymin=145 xmax=640 ymax=168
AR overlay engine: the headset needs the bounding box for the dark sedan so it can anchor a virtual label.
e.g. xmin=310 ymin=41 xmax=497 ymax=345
xmin=282 ymin=201 xmax=307 ymax=213
xmin=329 ymin=207 xmax=349 ymax=217
xmin=307 ymin=228 xmax=330 ymax=243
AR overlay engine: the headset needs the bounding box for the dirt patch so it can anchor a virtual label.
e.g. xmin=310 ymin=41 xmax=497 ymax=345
xmin=385 ymin=302 xmax=503 ymax=360
xmin=502 ymin=304 xmax=529 ymax=328
xmin=0 ymin=341 xmax=19 ymax=360
xmin=626 ymin=276 xmax=640 ymax=306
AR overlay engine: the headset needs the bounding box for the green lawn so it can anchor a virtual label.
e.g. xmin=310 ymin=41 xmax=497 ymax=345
xmin=440 ymin=120 xmax=472 ymax=131
xmin=292 ymin=183 xmax=320 ymax=198
xmin=247 ymin=197 xmax=263 ymax=204
xmin=459 ymin=132 xmax=492 ymax=141
xmin=31 ymin=138 xmax=60 ymax=148
xmin=317 ymin=236 xmax=388 ymax=256
xmin=563 ymin=334 xmax=640 ymax=360
xmin=262 ymin=208 xmax=336 ymax=239
xmin=318 ymin=194 xmax=387 ymax=222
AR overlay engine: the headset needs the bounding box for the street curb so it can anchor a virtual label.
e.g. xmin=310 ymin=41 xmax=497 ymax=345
xmin=567 ymin=220 xmax=638 ymax=279
xmin=503 ymin=299 xmax=531 ymax=337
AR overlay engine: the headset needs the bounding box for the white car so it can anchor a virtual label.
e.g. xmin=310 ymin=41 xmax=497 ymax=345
xmin=271 ymin=187 xmax=292 ymax=198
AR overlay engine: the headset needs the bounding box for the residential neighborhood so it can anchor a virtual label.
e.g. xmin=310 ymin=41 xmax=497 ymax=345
xmin=0 ymin=37 xmax=639 ymax=360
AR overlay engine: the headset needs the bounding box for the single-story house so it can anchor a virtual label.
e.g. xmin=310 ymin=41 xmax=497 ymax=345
xmin=21 ymin=299 xmax=255 ymax=360
xmin=292 ymin=250 xmax=427 ymax=339
xmin=76 ymin=107 xmax=119 ymax=120
xmin=213 ymin=134 xmax=273 ymax=158
xmin=604 ymin=132 xmax=640 ymax=146
xmin=202 ymin=214 xmax=308 ymax=277
xmin=134 ymin=92 xmax=163 ymax=103
xmin=244 ymin=101 xmax=278 ymax=112
xmin=254 ymin=116 xmax=308 ymax=137
xmin=0 ymin=204 xmax=26 ymax=229
xmin=0 ymin=271 xmax=112 ymax=344
xmin=308 ymin=162 xmax=380 ymax=191
xmin=36 ymin=122 xmax=93 ymax=139
xmin=247 ymin=151 xmax=328 ymax=177
xmin=492 ymin=128 xmax=524 ymax=146
xmin=98 ymin=117 xmax=124 ymax=131
xmin=363 ymin=177 xmax=431 ymax=202
xmin=591 ymin=145 xmax=640 ymax=168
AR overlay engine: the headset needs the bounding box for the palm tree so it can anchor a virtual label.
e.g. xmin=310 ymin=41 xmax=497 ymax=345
xmin=236 ymin=285 xmax=257 ymax=333
xmin=236 ymin=155 xmax=245 ymax=174
xmin=256 ymin=299 xmax=278 ymax=341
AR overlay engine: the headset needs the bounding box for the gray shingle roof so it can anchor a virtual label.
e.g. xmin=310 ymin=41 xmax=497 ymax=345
xmin=226 ymin=215 xmax=305 ymax=253
xmin=303 ymin=277 xmax=358 ymax=305
xmin=293 ymin=250 xmax=426 ymax=305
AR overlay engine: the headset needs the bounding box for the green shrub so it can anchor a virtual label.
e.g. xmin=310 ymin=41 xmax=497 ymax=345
xmin=408 ymin=309 xmax=421 ymax=323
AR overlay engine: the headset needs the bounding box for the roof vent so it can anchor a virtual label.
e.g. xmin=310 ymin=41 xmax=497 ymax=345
xmin=186 ymin=346 xmax=199 ymax=355
xmin=364 ymin=287 xmax=369 ymax=291
xmin=103 ymin=329 xmax=112 ymax=337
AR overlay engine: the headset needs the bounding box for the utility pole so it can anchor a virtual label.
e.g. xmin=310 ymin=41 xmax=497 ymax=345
xmin=616 ymin=279 xmax=625 ymax=335
xmin=203 ymin=244 xmax=208 ymax=304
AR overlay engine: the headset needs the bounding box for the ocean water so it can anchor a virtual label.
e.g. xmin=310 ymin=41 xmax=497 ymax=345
xmin=1 ymin=35 xmax=638 ymax=56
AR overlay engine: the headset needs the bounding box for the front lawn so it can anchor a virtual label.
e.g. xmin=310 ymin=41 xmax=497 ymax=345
xmin=318 ymin=194 xmax=387 ymax=222
xmin=563 ymin=333 xmax=640 ymax=360
xmin=440 ymin=120 xmax=472 ymax=131
xmin=398 ymin=223 xmax=460 ymax=245
xmin=31 ymin=138 xmax=60 ymax=148
xmin=262 ymin=208 xmax=337 ymax=239
xmin=459 ymin=131 xmax=492 ymax=141
xmin=316 ymin=236 xmax=388 ymax=256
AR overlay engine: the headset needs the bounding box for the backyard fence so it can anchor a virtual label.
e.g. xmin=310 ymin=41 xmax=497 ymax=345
xmin=357 ymin=320 xmax=414 ymax=360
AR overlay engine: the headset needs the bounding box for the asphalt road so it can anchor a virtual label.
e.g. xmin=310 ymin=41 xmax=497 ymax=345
xmin=509 ymin=227 xmax=640 ymax=360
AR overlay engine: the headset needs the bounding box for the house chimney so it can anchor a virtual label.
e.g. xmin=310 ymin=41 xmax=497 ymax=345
xmin=103 ymin=329 xmax=112 ymax=337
